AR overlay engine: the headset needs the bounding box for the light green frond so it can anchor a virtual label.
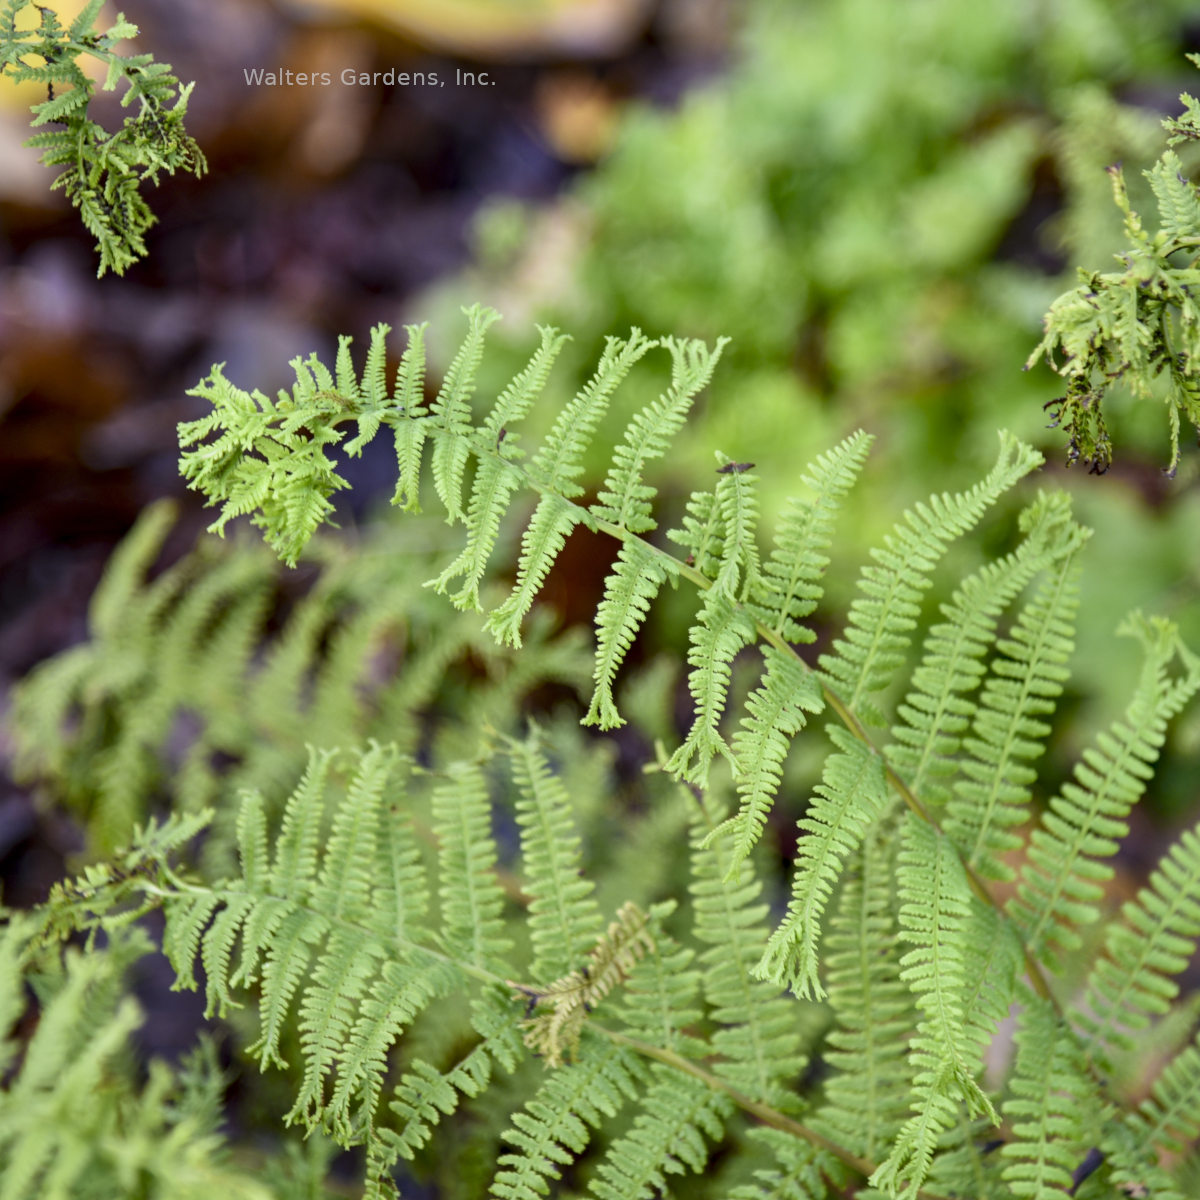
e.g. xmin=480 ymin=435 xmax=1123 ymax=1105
xmin=664 ymin=591 xmax=757 ymax=786
xmin=317 ymin=741 xmax=396 ymax=922
xmin=1076 ymin=822 xmax=1200 ymax=1059
xmin=432 ymin=326 xmax=569 ymax=609
xmin=491 ymin=1039 xmax=642 ymax=1200
xmin=667 ymin=485 xmax=725 ymax=579
xmin=487 ymin=493 xmax=584 ymax=647
xmin=872 ymin=813 xmax=996 ymax=1199
xmin=820 ymin=431 xmax=1042 ymax=722
xmin=430 ymin=304 xmax=502 ymax=523
xmin=709 ymin=646 xmax=824 ymax=874
xmin=382 ymin=989 xmax=522 ymax=1161
xmin=690 ymin=799 xmax=806 ymax=1105
xmin=888 ymin=492 xmax=1082 ymax=814
xmin=589 ymin=1066 xmax=734 ymax=1200
xmin=816 ymin=828 xmax=913 ymax=1162
xmin=729 ymin=1129 xmax=842 ymax=1200
xmin=1121 ymin=1028 xmax=1200 ymax=1169
xmin=752 ymin=431 xmax=872 ymax=643
xmin=615 ymin=920 xmax=704 ymax=1057
xmin=530 ymin=329 xmax=657 ymax=497
xmin=590 ymin=336 xmax=728 ymax=533
xmin=942 ymin=528 xmax=1083 ymax=879
xmin=270 ymin=748 xmax=338 ymax=900
xmin=508 ymin=729 xmax=603 ymax=979
xmin=1000 ymin=994 xmax=1103 ymax=1199
xmin=756 ymin=726 xmax=889 ymax=999
xmin=432 ymin=760 xmax=512 ymax=970
xmin=584 ymin=540 xmax=675 ymax=729
xmin=711 ymin=456 xmax=763 ymax=602
xmin=1010 ymin=612 xmax=1200 ymax=967
xmin=373 ymin=793 xmax=431 ymax=949
xmin=391 ymin=322 xmax=430 ymax=511
xmin=344 ymin=324 xmax=393 ymax=455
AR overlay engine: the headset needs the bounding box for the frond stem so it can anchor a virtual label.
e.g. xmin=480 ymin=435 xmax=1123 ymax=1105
xmin=599 ymin=1027 xmax=957 ymax=1200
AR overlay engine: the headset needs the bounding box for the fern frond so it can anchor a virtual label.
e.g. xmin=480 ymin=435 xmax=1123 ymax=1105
xmin=433 ymin=760 xmax=512 ymax=971
xmin=889 ymin=492 xmax=1083 ymax=815
xmin=1075 ymin=822 xmax=1200 ymax=1060
xmin=870 ymin=813 xmax=997 ymax=1200
xmin=690 ymin=799 xmax=807 ymax=1105
xmin=753 ymin=430 xmax=872 ymax=642
xmin=390 ymin=322 xmax=431 ymax=510
xmin=432 ymin=326 xmax=568 ymax=609
xmin=728 ymin=1129 xmax=844 ymax=1200
xmin=584 ymin=540 xmax=676 ymax=729
xmin=1009 ymin=611 xmax=1200 ymax=968
xmin=943 ymin=503 xmax=1087 ymax=877
xmin=508 ymin=729 xmax=603 ymax=979
xmin=681 ymin=428 xmax=865 ymax=869
xmin=381 ymin=989 xmax=522 ymax=1162
xmin=1119 ymin=1027 xmax=1200 ymax=1178
xmin=590 ymin=336 xmax=728 ymax=534
xmin=588 ymin=1066 xmax=734 ymax=1200
xmin=430 ymin=305 xmax=502 ymax=522
xmin=819 ymin=431 xmax=1042 ymax=723
xmin=614 ymin=923 xmax=705 ymax=1057
xmin=491 ymin=1038 xmax=642 ymax=1200
xmin=815 ymin=827 xmax=914 ymax=1162
xmin=756 ymin=725 xmax=889 ymax=999
xmin=711 ymin=646 xmax=825 ymax=873
xmin=1000 ymin=994 xmax=1104 ymax=1199
xmin=664 ymin=591 xmax=757 ymax=786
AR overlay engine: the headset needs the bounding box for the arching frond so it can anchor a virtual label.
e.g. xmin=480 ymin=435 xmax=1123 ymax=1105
xmin=491 ymin=1039 xmax=643 ymax=1200
xmin=1009 ymin=612 xmax=1200 ymax=968
xmin=942 ymin=515 xmax=1084 ymax=878
xmin=888 ymin=492 xmax=1083 ymax=815
xmin=757 ymin=726 xmax=889 ymax=999
xmin=819 ymin=432 xmax=1042 ymax=723
xmin=1075 ymin=822 xmax=1200 ymax=1060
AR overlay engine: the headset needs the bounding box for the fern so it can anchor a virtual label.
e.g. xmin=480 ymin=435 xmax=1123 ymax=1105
xmin=1009 ymin=611 xmax=1200 ymax=969
xmin=0 ymin=0 xmax=205 ymax=275
xmin=1031 ymin=54 xmax=1200 ymax=473
xmin=10 ymin=301 xmax=1200 ymax=1199
xmin=0 ymin=918 xmax=290 ymax=1200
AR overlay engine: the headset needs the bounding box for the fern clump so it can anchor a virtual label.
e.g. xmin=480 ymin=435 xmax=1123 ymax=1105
xmin=0 ymin=0 xmax=205 ymax=275
xmin=7 ymin=309 xmax=1192 ymax=1199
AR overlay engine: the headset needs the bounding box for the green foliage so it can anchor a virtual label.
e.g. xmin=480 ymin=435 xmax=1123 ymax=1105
xmin=10 ymin=498 xmax=590 ymax=854
xmin=0 ymin=915 xmax=326 ymax=1200
xmin=8 ymin=306 xmax=1200 ymax=1198
xmin=0 ymin=0 xmax=205 ymax=275
xmin=1033 ymin=55 xmax=1200 ymax=473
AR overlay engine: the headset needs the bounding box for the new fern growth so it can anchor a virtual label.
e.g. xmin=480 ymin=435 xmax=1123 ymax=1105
xmin=0 ymin=0 xmax=205 ymax=275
